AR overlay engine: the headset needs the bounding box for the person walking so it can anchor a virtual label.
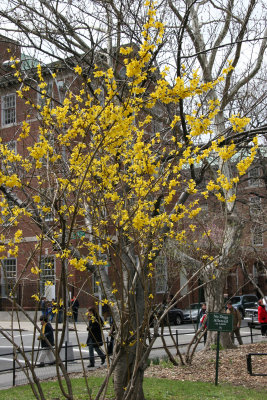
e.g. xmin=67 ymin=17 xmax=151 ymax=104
xmin=37 ymin=315 xmax=55 ymax=367
xmin=50 ymin=298 xmax=56 ymax=322
xmin=86 ymin=307 xmax=106 ymax=368
xmin=226 ymin=301 xmax=243 ymax=345
xmin=71 ymin=295 xmax=80 ymax=323
xmin=40 ymin=297 xmax=47 ymax=316
xmin=258 ymin=298 xmax=267 ymax=337
xmin=199 ymin=308 xmax=208 ymax=345
xmin=198 ymin=303 xmax=207 ymax=328
xmin=46 ymin=300 xmax=53 ymax=322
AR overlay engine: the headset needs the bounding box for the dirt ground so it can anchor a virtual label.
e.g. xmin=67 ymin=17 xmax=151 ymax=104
xmin=77 ymin=342 xmax=267 ymax=390
xmin=144 ymin=342 xmax=267 ymax=389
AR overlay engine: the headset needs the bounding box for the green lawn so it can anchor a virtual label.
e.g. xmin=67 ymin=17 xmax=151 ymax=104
xmin=0 ymin=377 xmax=265 ymax=400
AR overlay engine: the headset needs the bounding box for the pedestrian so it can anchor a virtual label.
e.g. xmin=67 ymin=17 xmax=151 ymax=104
xmin=86 ymin=306 xmax=106 ymax=368
xmin=37 ymin=315 xmax=55 ymax=367
xmin=199 ymin=308 xmax=208 ymax=345
xmin=198 ymin=303 xmax=207 ymax=328
xmin=258 ymin=298 xmax=267 ymax=337
xmin=226 ymin=301 xmax=243 ymax=345
xmin=40 ymin=296 xmax=47 ymax=316
xmin=102 ymin=303 xmax=110 ymax=322
xmin=71 ymin=295 xmax=80 ymax=323
xmin=46 ymin=300 xmax=53 ymax=322
xmin=50 ymin=298 xmax=56 ymax=322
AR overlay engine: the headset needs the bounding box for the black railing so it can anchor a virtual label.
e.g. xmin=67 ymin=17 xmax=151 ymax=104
xmin=247 ymin=353 xmax=267 ymax=376
xmin=0 ymin=325 xmax=264 ymax=387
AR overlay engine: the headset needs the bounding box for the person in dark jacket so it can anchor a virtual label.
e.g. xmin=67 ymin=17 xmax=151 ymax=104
xmin=226 ymin=301 xmax=243 ymax=345
xmin=86 ymin=307 xmax=106 ymax=368
xmin=40 ymin=297 xmax=47 ymax=316
xmin=258 ymin=298 xmax=267 ymax=337
xmin=37 ymin=315 xmax=55 ymax=367
xmin=71 ymin=296 xmax=80 ymax=323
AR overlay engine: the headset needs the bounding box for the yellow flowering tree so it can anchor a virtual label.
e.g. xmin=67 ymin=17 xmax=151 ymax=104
xmin=0 ymin=1 xmax=266 ymax=399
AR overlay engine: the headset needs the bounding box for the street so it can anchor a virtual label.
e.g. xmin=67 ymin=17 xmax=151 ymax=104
xmin=0 ymin=321 xmax=264 ymax=390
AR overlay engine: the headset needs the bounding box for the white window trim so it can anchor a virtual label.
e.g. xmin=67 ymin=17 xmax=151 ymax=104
xmin=7 ymin=140 xmax=17 ymax=154
xmin=249 ymin=196 xmax=262 ymax=217
xmin=1 ymin=258 xmax=17 ymax=298
xmin=37 ymin=81 xmax=53 ymax=110
xmin=40 ymin=256 xmax=55 ymax=296
xmin=1 ymin=93 xmax=16 ymax=127
xmin=248 ymin=167 xmax=261 ymax=188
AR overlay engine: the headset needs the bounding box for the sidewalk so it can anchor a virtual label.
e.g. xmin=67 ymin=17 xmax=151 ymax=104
xmin=0 ymin=320 xmax=88 ymax=332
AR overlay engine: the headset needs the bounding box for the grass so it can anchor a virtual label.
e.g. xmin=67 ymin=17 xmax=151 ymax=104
xmin=0 ymin=377 xmax=266 ymax=400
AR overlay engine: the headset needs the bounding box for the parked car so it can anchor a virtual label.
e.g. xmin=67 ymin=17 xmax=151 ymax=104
xmin=244 ymin=296 xmax=267 ymax=329
xmin=150 ymin=304 xmax=184 ymax=326
xmin=244 ymin=307 xmax=261 ymax=329
xmin=167 ymin=307 xmax=184 ymax=325
xmin=229 ymin=294 xmax=258 ymax=317
xmin=183 ymin=303 xmax=202 ymax=323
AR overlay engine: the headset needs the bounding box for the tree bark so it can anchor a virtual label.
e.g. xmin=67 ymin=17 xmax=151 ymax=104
xmin=113 ymin=347 xmax=146 ymax=400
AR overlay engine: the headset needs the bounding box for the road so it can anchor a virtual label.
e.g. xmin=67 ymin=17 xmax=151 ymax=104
xmin=0 ymin=321 xmax=264 ymax=390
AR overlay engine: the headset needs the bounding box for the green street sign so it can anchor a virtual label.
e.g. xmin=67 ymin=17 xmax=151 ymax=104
xmin=76 ymin=230 xmax=85 ymax=238
xmin=207 ymin=312 xmax=233 ymax=332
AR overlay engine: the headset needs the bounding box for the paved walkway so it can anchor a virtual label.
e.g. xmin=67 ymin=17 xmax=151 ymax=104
xmin=0 ymin=320 xmax=92 ymax=332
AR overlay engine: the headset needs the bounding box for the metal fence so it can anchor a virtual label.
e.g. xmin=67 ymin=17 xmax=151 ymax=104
xmin=0 ymin=324 xmax=264 ymax=388
xmin=247 ymin=353 xmax=267 ymax=376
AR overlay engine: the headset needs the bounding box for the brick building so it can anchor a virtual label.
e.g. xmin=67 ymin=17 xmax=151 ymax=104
xmin=0 ymin=35 xmax=266 ymax=314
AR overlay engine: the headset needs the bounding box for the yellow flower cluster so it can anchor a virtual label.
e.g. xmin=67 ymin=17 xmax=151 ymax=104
xmin=229 ymin=114 xmax=250 ymax=132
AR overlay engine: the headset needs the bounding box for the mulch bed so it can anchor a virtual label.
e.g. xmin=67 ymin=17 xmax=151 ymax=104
xmin=145 ymin=342 xmax=267 ymax=389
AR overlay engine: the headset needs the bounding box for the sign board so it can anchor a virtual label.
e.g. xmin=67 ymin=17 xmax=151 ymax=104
xmin=207 ymin=312 xmax=233 ymax=332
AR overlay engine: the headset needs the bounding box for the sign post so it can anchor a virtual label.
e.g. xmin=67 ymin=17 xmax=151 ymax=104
xmin=207 ymin=312 xmax=233 ymax=386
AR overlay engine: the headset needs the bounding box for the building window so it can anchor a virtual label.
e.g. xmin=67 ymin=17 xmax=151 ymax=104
xmin=252 ymin=224 xmax=263 ymax=246
xmin=37 ymin=81 xmax=53 ymax=110
xmin=249 ymin=196 xmax=262 ymax=217
xmin=2 ymin=94 xmax=16 ymax=126
xmin=155 ymin=254 xmax=168 ymax=293
xmin=1 ymin=258 xmax=17 ymax=298
xmin=6 ymin=140 xmax=17 ymax=154
xmin=57 ymin=80 xmax=68 ymax=103
xmin=41 ymin=205 xmax=54 ymax=223
xmin=40 ymin=256 xmax=55 ymax=296
xmin=248 ymin=167 xmax=261 ymax=187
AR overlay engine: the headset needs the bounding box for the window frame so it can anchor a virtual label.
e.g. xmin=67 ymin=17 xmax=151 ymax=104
xmin=248 ymin=167 xmax=261 ymax=188
xmin=1 ymin=258 xmax=17 ymax=298
xmin=1 ymin=93 xmax=16 ymax=126
xmin=249 ymin=196 xmax=262 ymax=217
xmin=37 ymin=81 xmax=53 ymax=110
xmin=40 ymin=256 xmax=55 ymax=296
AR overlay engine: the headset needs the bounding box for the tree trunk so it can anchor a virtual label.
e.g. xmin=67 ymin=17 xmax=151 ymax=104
xmin=113 ymin=347 xmax=146 ymax=400
xmin=204 ymin=273 xmax=234 ymax=348
xmin=203 ymin=210 xmax=244 ymax=349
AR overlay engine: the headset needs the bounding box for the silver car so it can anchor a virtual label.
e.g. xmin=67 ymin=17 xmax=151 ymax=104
xmin=183 ymin=303 xmax=202 ymax=323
